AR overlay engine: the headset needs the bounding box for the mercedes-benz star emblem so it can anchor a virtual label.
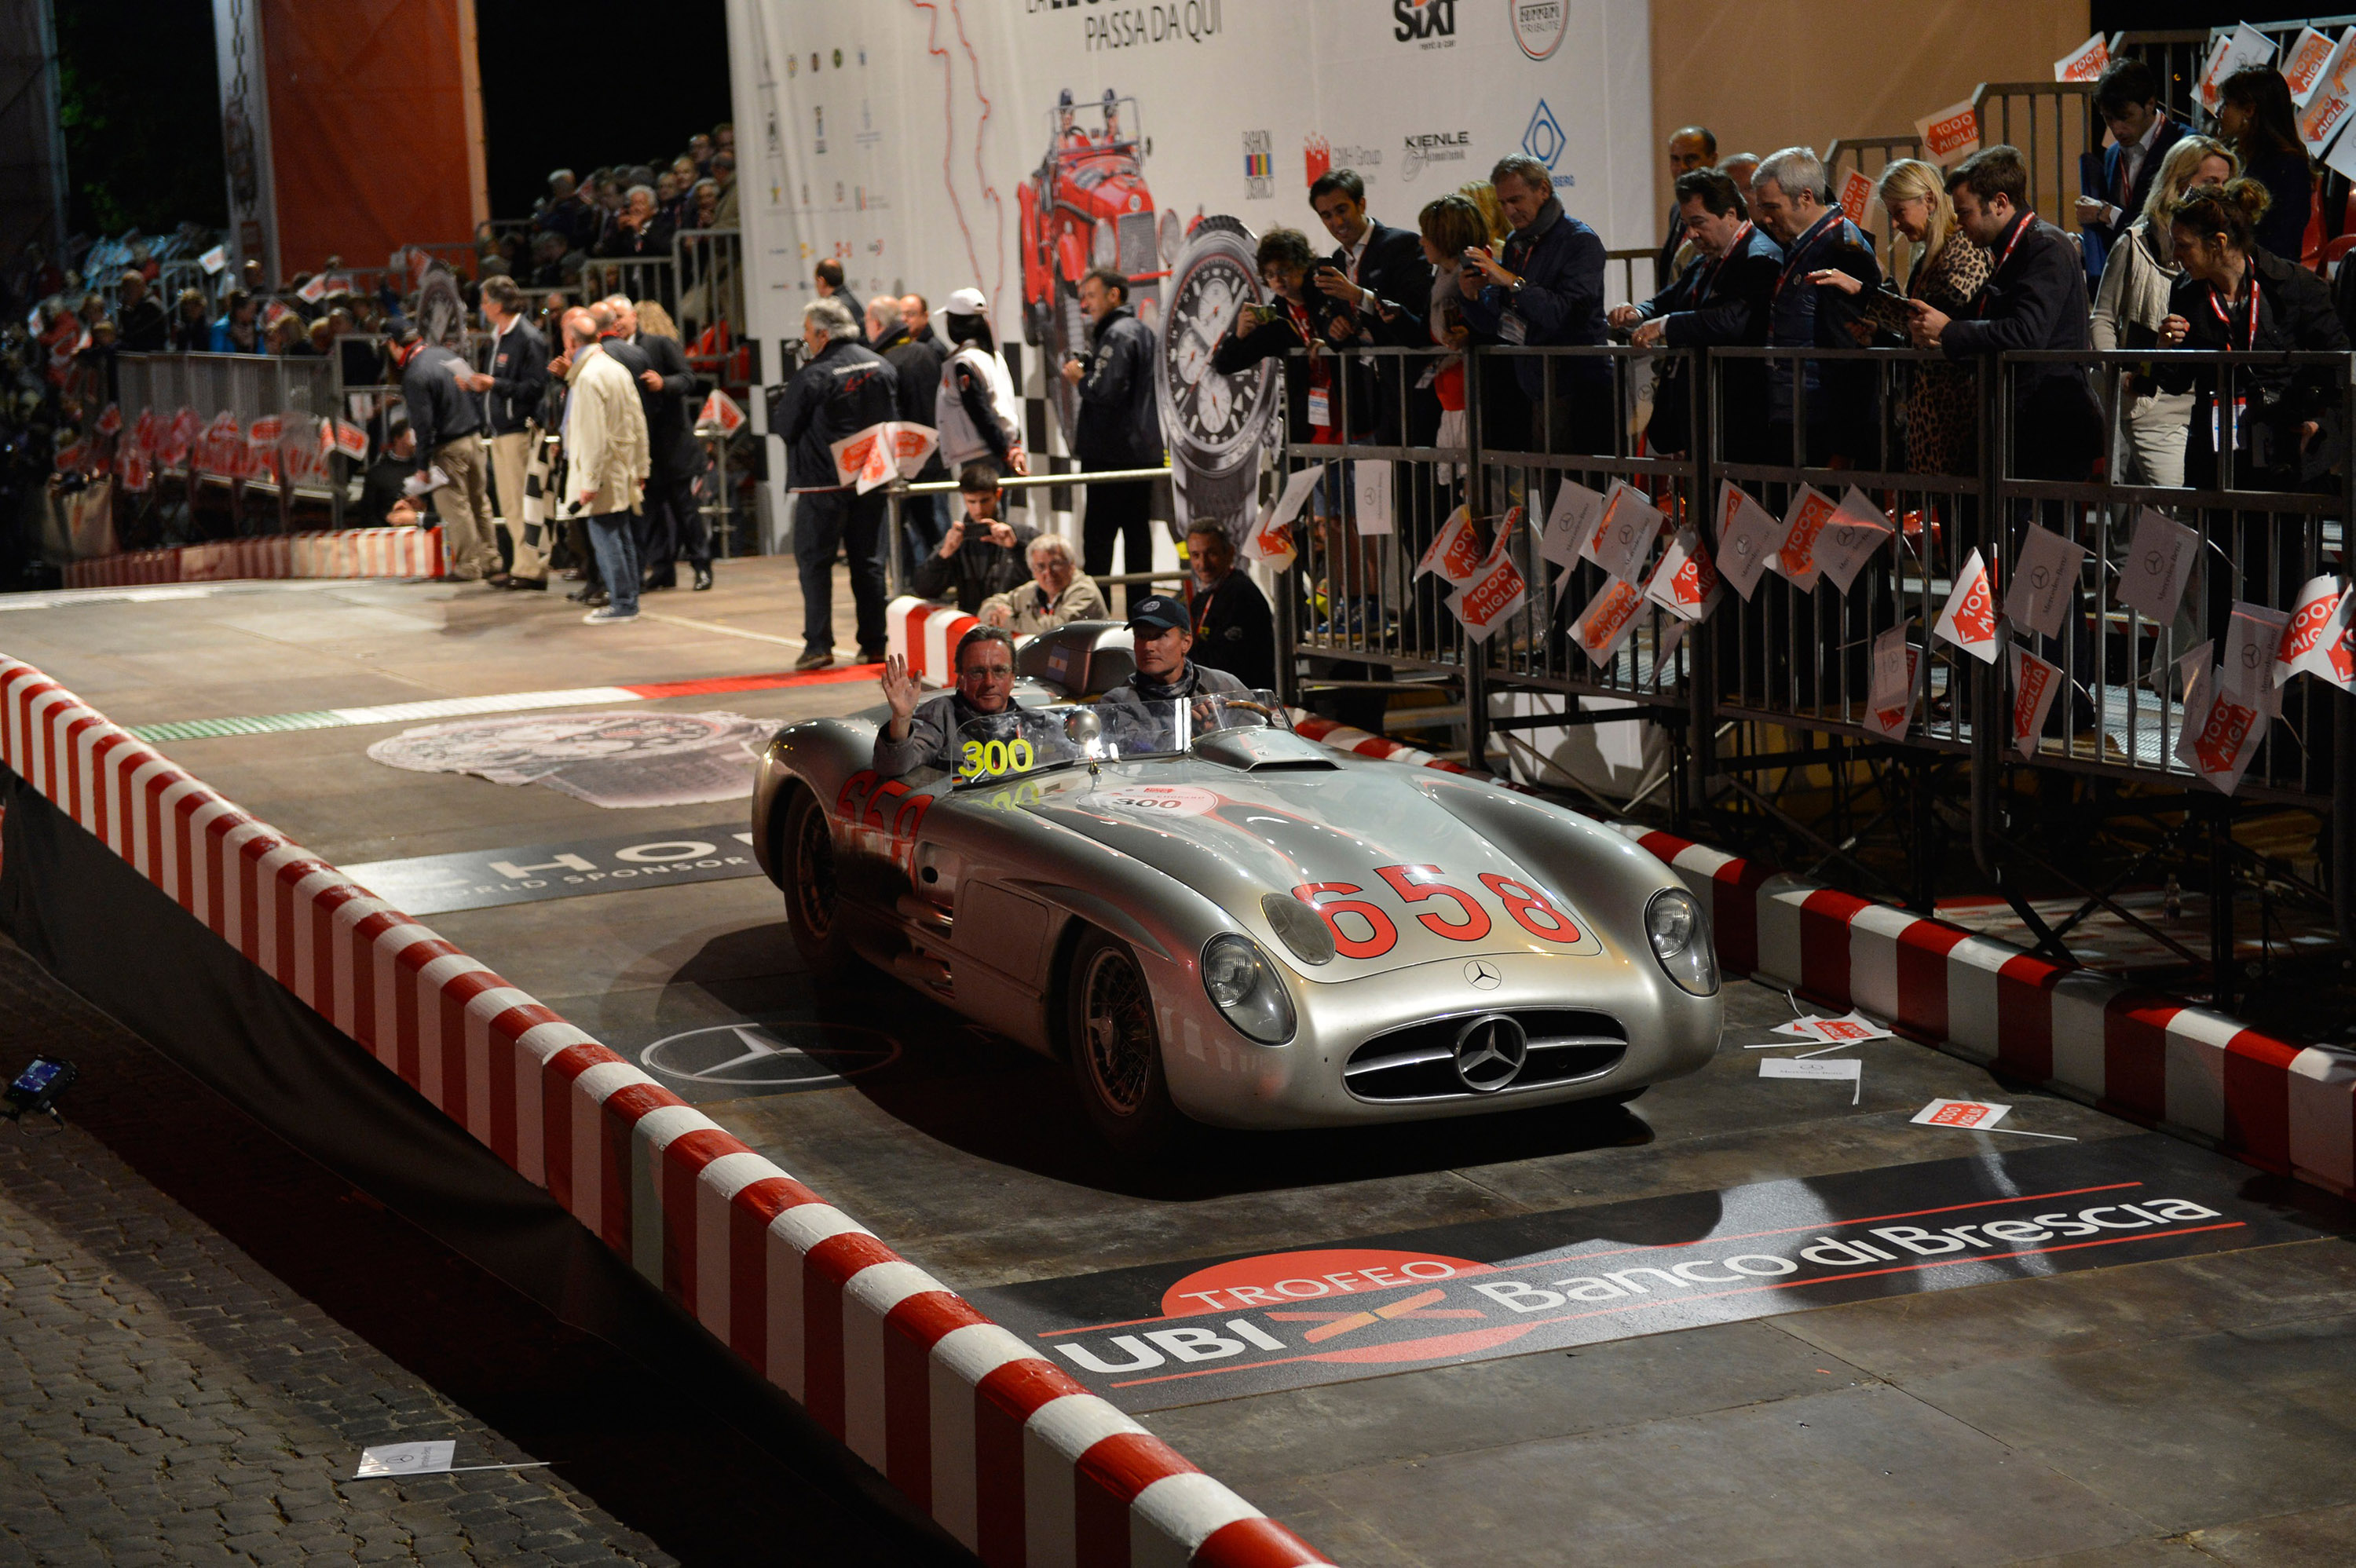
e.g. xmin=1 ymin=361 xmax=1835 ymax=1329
xmin=1452 ymin=1013 xmax=1527 ymax=1093
xmin=1463 ymin=959 xmax=1502 ymax=990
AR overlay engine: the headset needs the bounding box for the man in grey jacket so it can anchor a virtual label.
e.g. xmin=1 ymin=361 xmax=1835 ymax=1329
xmin=394 ymin=326 xmax=504 ymax=582
xmin=1061 ymin=267 xmax=1162 ymax=586
xmin=873 ymin=625 xmax=1019 ymax=777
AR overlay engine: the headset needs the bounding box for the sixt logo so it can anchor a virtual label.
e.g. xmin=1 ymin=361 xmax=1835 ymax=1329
xmin=1393 ymin=0 xmax=1455 ymax=46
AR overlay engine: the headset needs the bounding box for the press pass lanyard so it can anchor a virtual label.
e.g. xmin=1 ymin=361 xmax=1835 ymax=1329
xmin=1974 ymin=213 xmax=2036 ymax=317
xmin=1700 ymin=224 xmax=1754 ymax=303
xmin=2209 ymin=276 xmax=2259 ymax=449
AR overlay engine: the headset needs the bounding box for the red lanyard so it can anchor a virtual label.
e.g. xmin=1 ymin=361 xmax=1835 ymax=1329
xmin=1700 ymin=224 xmax=1753 ymax=302
xmin=1992 ymin=211 xmax=2036 ymax=273
xmin=1968 ymin=212 xmax=2039 ymax=318
xmin=2208 ymin=275 xmax=2259 ymax=350
xmin=1771 ymin=215 xmax=1837 ymax=299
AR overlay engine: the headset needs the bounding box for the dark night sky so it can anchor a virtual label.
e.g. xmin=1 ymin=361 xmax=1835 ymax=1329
xmin=55 ymin=0 xmax=734 ymax=239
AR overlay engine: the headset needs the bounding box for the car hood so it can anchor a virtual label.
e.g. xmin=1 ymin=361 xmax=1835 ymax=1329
xmin=1012 ymin=754 xmax=1614 ymax=977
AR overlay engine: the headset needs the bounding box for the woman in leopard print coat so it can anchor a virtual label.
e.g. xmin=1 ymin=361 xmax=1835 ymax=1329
xmin=1812 ymin=159 xmax=1990 ymax=476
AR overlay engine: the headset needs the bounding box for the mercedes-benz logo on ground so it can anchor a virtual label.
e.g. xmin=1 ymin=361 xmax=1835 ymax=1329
xmin=1464 ymin=959 xmax=1502 ymax=990
xmin=1452 ymin=1013 xmax=1527 ymax=1093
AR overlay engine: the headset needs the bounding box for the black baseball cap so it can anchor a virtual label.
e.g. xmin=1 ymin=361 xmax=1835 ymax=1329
xmin=1127 ymin=595 xmax=1189 ymax=634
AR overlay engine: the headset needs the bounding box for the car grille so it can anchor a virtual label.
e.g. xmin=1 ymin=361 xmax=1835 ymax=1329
xmin=1118 ymin=212 xmax=1158 ymax=279
xmin=1341 ymin=1010 xmax=1627 ymax=1102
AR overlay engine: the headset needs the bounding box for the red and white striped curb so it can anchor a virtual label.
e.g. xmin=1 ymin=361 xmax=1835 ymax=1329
xmin=1286 ymin=713 xmax=1506 ymax=787
xmin=1289 ymin=711 xmax=2356 ymax=1197
xmin=887 ymin=595 xmax=982 ymax=686
xmin=0 ymin=654 xmax=1329 ymax=1568
xmin=62 ymin=527 xmax=447 ymax=589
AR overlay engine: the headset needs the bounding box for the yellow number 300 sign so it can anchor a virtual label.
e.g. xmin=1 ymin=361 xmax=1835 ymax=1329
xmin=959 ymin=736 xmax=1036 ymax=778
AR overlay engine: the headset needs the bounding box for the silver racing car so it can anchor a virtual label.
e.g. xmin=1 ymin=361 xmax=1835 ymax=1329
xmin=750 ymin=627 xmax=1722 ymax=1150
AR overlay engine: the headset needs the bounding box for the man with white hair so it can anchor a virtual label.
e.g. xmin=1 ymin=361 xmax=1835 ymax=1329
xmin=1751 ymin=144 xmax=1881 ymax=466
xmin=979 ymin=530 xmax=1107 ymax=633
xmin=558 ymin=305 xmax=650 ymax=624
xmin=770 ymin=295 xmax=901 ymax=668
xmin=595 ymin=184 xmax=673 ymax=258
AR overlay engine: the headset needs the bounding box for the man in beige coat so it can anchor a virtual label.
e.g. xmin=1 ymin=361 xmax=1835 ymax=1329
xmin=559 ymin=304 xmax=650 ymax=623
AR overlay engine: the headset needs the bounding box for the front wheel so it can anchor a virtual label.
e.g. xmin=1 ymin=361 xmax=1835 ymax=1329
xmin=1066 ymin=928 xmax=1185 ymax=1155
xmin=781 ymin=788 xmax=854 ymax=976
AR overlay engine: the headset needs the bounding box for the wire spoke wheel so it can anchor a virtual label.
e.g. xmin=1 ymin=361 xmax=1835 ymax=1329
xmin=792 ymin=799 xmax=836 ymax=940
xmin=1066 ymin=928 xmax=1183 ymax=1154
xmin=782 ymin=788 xmax=853 ymax=974
xmin=1081 ymin=948 xmax=1154 ymax=1115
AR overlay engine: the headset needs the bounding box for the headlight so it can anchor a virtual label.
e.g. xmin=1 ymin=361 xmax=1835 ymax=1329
xmin=1646 ymin=887 xmax=1718 ymax=996
xmin=1202 ymin=933 xmax=1297 ymax=1044
xmin=1092 ymin=217 xmax=1118 ymax=268
xmin=1260 ymin=892 xmax=1334 ymax=966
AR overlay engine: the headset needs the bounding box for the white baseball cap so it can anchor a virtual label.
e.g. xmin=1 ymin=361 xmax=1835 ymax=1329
xmin=946 ymin=287 xmax=987 ymax=315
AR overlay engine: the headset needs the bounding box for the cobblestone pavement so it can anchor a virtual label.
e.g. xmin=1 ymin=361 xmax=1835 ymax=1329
xmin=0 ymin=991 xmax=675 ymax=1566
xmin=0 ymin=932 xmax=963 ymax=1568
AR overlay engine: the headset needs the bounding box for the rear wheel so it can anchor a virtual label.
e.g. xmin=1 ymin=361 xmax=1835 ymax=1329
xmin=1066 ymin=927 xmax=1184 ymax=1154
xmin=781 ymin=788 xmax=854 ymax=975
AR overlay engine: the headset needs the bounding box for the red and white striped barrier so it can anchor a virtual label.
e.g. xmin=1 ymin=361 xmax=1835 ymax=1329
xmin=62 ymin=527 xmax=446 ymax=589
xmin=1289 ymin=713 xmax=1527 ymax=791
xmin=1293 ymin=715 xmax=2356 ymax=1197
xmin=885 ymin=596 xmax=982 ymax=687
xmin=0 ymin=654 xmax=1327 ymax=1568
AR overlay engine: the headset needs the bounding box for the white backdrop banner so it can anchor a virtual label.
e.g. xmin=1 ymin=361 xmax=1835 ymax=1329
xmin=725 ymin=0 xmax=1655 ymax=403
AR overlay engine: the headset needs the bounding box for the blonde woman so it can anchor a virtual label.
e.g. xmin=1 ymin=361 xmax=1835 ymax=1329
xmin=1457 ymin=179 xmax=1509 ymax=247
xmin=2091 ymin=135 xmax=2237 ymax=488
xmin=632 ymin=298 xmax=683 ymax=340
xmin=1809 ymin=158 xmax=1991 ymax=474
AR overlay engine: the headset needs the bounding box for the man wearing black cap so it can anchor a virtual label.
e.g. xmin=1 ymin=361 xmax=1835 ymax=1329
xmin=1103 ymin=594 xmax=1251 ymax=705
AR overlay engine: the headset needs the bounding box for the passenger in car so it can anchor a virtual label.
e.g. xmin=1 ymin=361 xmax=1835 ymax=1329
xmin=874 ymin=625 xmax=1019 ymax=776
xmin=1100 ymin=595 xmax=1250 ymax=705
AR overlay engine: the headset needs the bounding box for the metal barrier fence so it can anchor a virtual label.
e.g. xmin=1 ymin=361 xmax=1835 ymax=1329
xmin=114 ymin=350 xmax=349 ymax=528
xmin=1972 ymin=81 xmax=2097 ymax=234
xmin=570 ymin=228 xmax=744 ymax=338
xmin=1253 ymin=338 xmax=2354 ymax=986
xmin=1824 ymin=135 xmax=1926 ymax=261
xmin=880 ymin=464 xmax=1175 ymax=600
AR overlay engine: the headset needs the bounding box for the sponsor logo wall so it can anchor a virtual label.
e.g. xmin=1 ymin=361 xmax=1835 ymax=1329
xmin=726 ymin=0 xmax=1655 ymax=414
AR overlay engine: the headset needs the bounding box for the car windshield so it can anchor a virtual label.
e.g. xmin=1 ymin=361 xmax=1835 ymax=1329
xmin=953 ymin=693 xmax=1290 ymax=786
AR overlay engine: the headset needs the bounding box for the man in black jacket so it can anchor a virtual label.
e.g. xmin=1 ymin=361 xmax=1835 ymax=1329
xmin=1459 ymin=155 xmax=1610 ymax=455
xmin=456 ymin=275 xmax=550 ymax=588
xmin=2078 ymin=59 xmax=2185 ymax=291
xmin=913 ymin=462 xmax=1034 ymax=612
xmin=1184 ymin=521 xmax=1275 ymax=691
xmin=393 ymin=326 xmax=504 ymax=583
xmin=1911 ymin=145 xmax=2100 ymax=481
xmin=604 ymin=296 xmax=706 ymax=590
xmin=1751 ymin=145 xmax=1881 ymax=467
xmin=1310 ymin=168 xmax=1435 ymax=444
xmin=870 ymin=294 xmax=951 ymax=579
xmin=771 ymin=296 xmax=900 ymax=669
xmin=1062 ymin=267 xmax=1162 ymax=590
xmin=1609 ymin=167 xmax=1783 ymax=459
xmin=113 ymin=270 xmax=168 ymax=352
xmin=1655 ymin=126 xmax=1718 ymax=289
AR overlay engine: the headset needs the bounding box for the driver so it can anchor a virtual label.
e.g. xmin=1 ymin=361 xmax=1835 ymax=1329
xmin=1100 ymin=595 xmax=1250 ymax=706
xmin=874 ymin=625 xmax=1019 ymax=776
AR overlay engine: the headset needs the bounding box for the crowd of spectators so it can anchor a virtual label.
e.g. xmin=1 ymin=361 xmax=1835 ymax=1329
xmin=495 ymin=122 xmax=739 ymax=292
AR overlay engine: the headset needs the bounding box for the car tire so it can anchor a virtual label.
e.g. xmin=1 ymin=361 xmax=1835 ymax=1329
xmin=781 ymin=787 xmax=854 ymax=976
xmin=1066 ymin=927 xmax=1185 ymax=1155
